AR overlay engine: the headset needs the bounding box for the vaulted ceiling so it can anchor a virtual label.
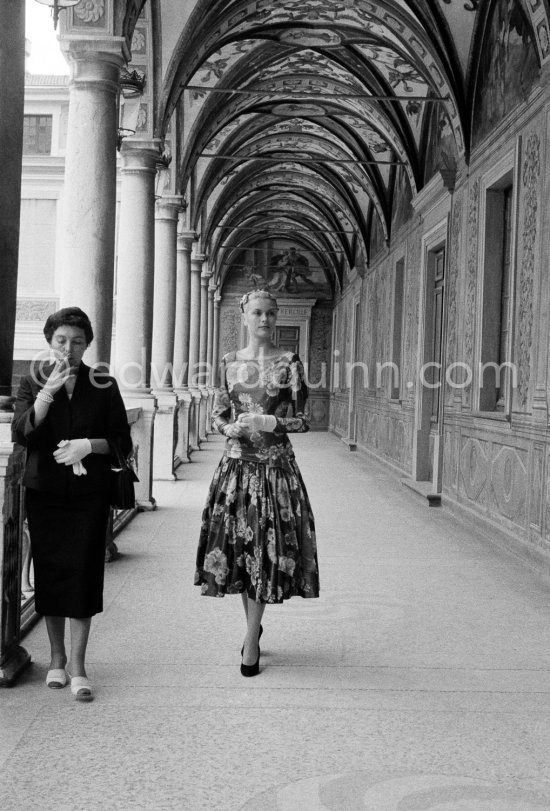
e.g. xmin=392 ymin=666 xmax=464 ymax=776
xmin=124 ymin=0 xmax=534 ymax=292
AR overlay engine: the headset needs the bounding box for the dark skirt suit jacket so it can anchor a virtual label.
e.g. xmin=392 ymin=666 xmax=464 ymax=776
xmin=12 ymin=362 xmax=132 ymax=618
xmin=12 ymin=362 xmax=132 ymax=496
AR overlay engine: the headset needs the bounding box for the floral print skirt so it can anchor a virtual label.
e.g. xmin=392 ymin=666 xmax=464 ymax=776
xmin=195 ymin=453 xmax=320 ymax=603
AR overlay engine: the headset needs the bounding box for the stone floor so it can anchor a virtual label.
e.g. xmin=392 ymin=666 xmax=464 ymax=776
xmin=1 ymin=433 xmax=550 ymax=810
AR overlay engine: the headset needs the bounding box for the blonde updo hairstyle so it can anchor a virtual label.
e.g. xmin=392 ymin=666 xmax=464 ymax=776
xmin=239 ymin=289 xmax=279 ymax=313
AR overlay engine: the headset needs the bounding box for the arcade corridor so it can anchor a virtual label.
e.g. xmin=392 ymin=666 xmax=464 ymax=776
xmin=1 ymin=434 xmax=549 ymax=810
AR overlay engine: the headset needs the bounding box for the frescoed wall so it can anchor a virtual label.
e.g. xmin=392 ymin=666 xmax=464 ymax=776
xmin=329 ymin=0 xmax=550 ymax=558
xmin=391 ymin=165 xmax=414 ymax=235
xmin=473 ymin=0 xmax=540 ymax=146
xmin=222 ymin=238 xmax=333 ymax=301
xmin=423 ymin=103 xmax=459 ymax=183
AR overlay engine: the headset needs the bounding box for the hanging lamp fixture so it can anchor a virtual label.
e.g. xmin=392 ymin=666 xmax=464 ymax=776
xmin=34 ymin=0 xmax=80 ymax=30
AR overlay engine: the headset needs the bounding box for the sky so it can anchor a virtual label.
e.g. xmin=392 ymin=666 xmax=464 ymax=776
xmin=25 ymin=0 xmax=70 ymax=75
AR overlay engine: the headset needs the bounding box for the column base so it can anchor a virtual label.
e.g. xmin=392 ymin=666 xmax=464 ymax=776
xmin=189 ymin=389 xmax=202 ymax=452
xmin=198 ymin=388 xmax=209 ymax=443
xmin=121 ymin=389 xmax=157 ymax=510
xmin=173 ymin=388 xmax=193 ymax=465
xmin=0 ymin=645 xmax=31 ymax=687
xmin=205 ymin=386 xmax=215 ymax=437
xmin=401 ymin=477 xmax=441 ymax=507
xmin=151 ymin=389 xmax=178 ymax=481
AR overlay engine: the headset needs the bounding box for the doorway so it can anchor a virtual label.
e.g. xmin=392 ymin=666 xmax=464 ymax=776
xmin=413 ymin=231 xmax=447 ymax=486
xmin=275 ymin=325 xmax=300 ymax=355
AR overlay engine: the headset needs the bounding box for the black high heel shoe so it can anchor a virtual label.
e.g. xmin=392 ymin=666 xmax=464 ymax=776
xmin=240 ymin=647 xmax=260 ymax=678
xmin=241 ymin=624 xmax=263 ymax=657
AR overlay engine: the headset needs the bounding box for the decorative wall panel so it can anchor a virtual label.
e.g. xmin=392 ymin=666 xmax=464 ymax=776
xmin=443 ymin=428 xmax=459 ymax=492
xmin=308 ymin=305 xmax=332 ymax=390
xmin=491 ymin=444 xmax=527 ymax=526
xmin=530 ymin=444 xmax=544 ymax=532
xmin=219 ymin=304 xmax=240 ymax=359
xmin=459 ymin=437 xmax=489 ymax=505
xmin=330 ymin=394 xmax=349 ymax=436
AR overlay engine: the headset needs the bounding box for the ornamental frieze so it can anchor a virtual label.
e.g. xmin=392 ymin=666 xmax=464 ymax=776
xmin=445 ymin=192 xmax=462 ymax=402
xmin=517 ymin=133 xmax=541 ymax=408
xmin=463 ymin=180 xmax=479 ymax=407
xmin=16 ymin=298 xmax=59 ymax=322
xmin=404 ymin=230 xmax=420 ymax=401
xmin=74 ymin=0 xmax=105 ymax=24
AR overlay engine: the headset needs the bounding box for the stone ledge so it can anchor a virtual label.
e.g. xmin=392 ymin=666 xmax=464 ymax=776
xmin=401 ymin=478 xmax=441 ymax=507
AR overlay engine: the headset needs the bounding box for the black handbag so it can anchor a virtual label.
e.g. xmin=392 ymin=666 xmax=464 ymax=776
xmin=109 ymin=441 xmax=139 ymax=510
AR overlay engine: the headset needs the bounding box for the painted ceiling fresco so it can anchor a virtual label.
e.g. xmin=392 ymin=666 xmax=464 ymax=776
xmin=122 ymin=0 xmax=548 ymax=291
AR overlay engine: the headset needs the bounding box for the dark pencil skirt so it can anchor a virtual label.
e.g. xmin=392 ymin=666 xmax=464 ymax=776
xmin=26 ymin=488 xmax=111 ymax=619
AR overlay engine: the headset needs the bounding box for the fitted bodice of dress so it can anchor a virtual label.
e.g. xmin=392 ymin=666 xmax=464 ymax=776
xmin=211 ymin=351 xmax=310 ymax=466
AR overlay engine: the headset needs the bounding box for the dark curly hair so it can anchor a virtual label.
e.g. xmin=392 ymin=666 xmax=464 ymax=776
xmin=43 ymin=307 xmax=94 ymax=345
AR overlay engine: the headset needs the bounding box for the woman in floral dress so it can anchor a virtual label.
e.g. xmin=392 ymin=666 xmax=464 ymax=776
xmin=195 ymin=289 xmax=320 ymax=676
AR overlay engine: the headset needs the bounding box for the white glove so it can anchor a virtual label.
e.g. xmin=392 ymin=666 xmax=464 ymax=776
xmin=54 ymin=439 xmax=92 ymax=469
xmin=237 ymin=413 xmax=277 ymax=433
xmin=222 ymin=423 xmax=246 ymax=438
xmin=72 ymin=461 xmax=88 ymax=477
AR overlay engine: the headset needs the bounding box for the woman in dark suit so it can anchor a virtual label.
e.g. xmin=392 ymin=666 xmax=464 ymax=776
xmin=13 ymin=307 xmax=131 ymax=701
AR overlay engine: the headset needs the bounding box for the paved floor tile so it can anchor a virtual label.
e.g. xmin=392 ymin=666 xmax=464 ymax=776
xmin=1 ymin=433 xmax=549 ymax=810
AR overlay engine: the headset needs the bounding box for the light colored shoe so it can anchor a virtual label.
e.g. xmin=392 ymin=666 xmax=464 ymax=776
xmin=46 ymin=669 xmax=67 ymax=690
xmin=67 ymin=673 xmax=94 ymax=702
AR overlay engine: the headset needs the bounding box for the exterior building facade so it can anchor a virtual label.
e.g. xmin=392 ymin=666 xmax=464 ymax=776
xmin=15 ymin=71 xmax=68 ymax=382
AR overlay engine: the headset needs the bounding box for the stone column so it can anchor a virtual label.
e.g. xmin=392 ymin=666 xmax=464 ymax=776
xmin=188 ymin=252 xmax=204 ymax=450
xmin=207 ymin=284 xmax=216 ymax=379
xmin=58 ymin=37 xmax=127 ymax=368
xmin=114 ymin=140 xmax=160 ymax=509
xmin=198 ymin=266 xmax=212 ymax=442
xmin=205 ymin=282 xmax=216 ymax=430
xmin=151 ymin=196 xmax=182 ymax=481
xmin=0 ymin=1 xmax=31 ymax=686
xmin=212 ymin=293 xmax=222 ymax=386
xmin=173 ymin=231 xmax=195 ymax=465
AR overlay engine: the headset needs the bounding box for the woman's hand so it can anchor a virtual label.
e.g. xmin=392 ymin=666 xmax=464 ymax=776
xmin=223 ymin=423 xmax=247 ymax=438
xmin=237 ymin=413 xmax=277 ymax=433
xmin=53 ymin=439 xmax=92 ymax=466
xmin=42 ymin=356 xmax=72 ymax=396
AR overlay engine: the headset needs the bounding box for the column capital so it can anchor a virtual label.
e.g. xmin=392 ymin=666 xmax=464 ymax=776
xmin=60 ymin=35 xmax=129 ymax=90
xmin=120 ymin=139 xmax=163 ymax=174
xmin=155 ymin=195 xmax=183 ymax=222
xmin=201 ymin=268 xmax=213 ymax=286
xmin=214 ymin=293 xmax=222 ymax=307
xmin=177 ymin=231 xmax=196 ymax=252
xmin=191 ymin=253 xmax=206 ymax=271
